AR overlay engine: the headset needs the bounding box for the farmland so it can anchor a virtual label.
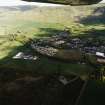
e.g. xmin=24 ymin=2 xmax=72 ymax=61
xmin=0 ymin=3 xmax=105 ymax=105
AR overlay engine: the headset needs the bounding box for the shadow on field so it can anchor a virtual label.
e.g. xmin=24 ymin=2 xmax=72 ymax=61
xmin=79 ymin=29 xmax=105 ymax=39
xmin=37 ymin=28 xmax=66 ymax=37
xmin=79 ymin=6 xmax=105 ymax=25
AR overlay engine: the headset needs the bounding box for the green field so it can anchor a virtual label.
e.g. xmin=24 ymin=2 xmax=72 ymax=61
xmin=0 ymin=4 xmax=104 ymax=58
xmin=0 ymin=4 xmax=105 ymax=77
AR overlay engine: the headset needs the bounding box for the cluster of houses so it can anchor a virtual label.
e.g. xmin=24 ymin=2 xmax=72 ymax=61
xmin=13 ymin=28 xmax=105 ymax=64
xmin=31 ymin=34 xmax=105 ymax=62
xmin=68 ymin=37 xmax=105 ymax=63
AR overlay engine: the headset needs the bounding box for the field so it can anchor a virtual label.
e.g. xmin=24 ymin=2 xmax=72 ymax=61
xmin=0 ymin=3 xmax=105 ymax=105
xmin=0 ymin=4 xmax=105 ymax=76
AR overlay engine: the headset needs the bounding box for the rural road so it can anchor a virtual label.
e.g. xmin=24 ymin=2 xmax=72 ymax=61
xmin=0 ymin=0 xmax=63 ymax=6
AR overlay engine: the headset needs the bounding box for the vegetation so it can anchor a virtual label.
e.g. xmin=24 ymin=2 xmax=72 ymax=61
xmin=0 ymin=2 xmax=105 ymax=105
xmin=79 ymin=80 xmax=105 ymax=105
xmin=0 ymin=4 xmax=105 ymax=77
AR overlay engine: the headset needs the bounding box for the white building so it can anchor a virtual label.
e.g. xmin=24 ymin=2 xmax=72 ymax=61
xmin=96 ymin=52 xmax=105 ymax=58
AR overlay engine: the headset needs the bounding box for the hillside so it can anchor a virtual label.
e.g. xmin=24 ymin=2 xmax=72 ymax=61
xmin=0 ymin=4 xmax=105 ymax=75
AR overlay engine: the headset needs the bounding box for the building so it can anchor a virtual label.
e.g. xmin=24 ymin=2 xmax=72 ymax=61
xmin=96 ymin=52 xmax=105 ymax=58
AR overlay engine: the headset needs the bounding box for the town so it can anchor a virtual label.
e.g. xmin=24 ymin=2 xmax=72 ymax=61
xmin=30 ymin=28 xmax=105 ymax=63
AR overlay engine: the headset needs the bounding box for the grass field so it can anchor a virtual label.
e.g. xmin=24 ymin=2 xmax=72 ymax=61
xmin=0 ymin=4 xmax=105 ymax=77
xmin=0 ymin=4 xmax=105 ymax=58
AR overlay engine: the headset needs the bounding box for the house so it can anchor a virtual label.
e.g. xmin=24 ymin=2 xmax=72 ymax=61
xmin=96 ymin=52 xmax=105 ymax=64
xmin=97 ymin=58 xmax=105 ymax=64
xmin=96 ymin=52 xmax=105 ymax=58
